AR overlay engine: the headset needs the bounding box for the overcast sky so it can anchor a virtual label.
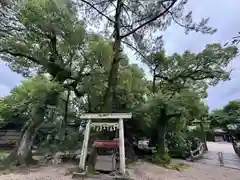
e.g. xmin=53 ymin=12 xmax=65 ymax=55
xmin=0 ymin=0 xmax=240 ymax=111
xmin=163 ymin=0 xmax=240 ymax=111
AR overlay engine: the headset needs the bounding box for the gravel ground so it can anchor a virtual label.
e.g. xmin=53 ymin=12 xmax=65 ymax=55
xmin=0 ymin=165 xmax=73 ymax=180
xmin=0 ymin=161 xmax=239 ymax=180
xmin=128 ymin=161 xmax=240 ymax=180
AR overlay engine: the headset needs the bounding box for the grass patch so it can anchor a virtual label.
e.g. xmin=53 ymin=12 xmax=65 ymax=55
xmin=0 ymin=149 xmax=10 ymax=160
xmin=0 ymin=149 xmax=10 ymax=167
xmin=164 ymin=163 xmax=191 ymax=171
xmin=143 ymin=154 xmax=190 ymax=171
xmin=126 ymin=161 xmax=137 ymax=166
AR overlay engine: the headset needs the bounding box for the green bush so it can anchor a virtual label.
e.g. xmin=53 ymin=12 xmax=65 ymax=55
xmin=39 ymin=127 xmax=83 ymax=152
xmin=166 ymin=129 xmax=202 ymax=159
xmin=166 ymin=131 xmax=190 ymax=158
xmin=152 ymin=151 xmax=171 ymax=165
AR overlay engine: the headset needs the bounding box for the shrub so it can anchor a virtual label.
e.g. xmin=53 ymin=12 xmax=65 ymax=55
xmin=166 ymin=130 xmax=202 ymax=159
xmin=152 ymin=151 xmax=171 ymax=165
xmin=167 ymin=131 xmax=188 ymax=157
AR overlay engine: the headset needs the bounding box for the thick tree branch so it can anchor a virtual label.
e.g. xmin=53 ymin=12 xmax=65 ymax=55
xmin=63 ymin=89 xmax=70 ymax=125
xmin=131 ymin=1 xmax=174 ymax=25
xmin=113 ymin=0 xmax=122 ymax=40
xmin=122 ymin=3 xmax=141 ymax=19
xmin=122 ymin=40 xmax=147 ymax=60
xmin=0 ymin=25 xmax=24 ymax=35
xmin=120 ymin=0 xmax=177 ymax=39
xmin=0 ymin=49 xmax=42 ymax=65
xmin=79 ymin=0 xmax=115 ymax=23
xmin=155 ymin=73 xmax=172 ymax=82
xmin=1 ymin=48 xmax=93 ymax=99
xmin=0 ymin=49 xmax=86 ymax=83
xmin=167 ymin=112 xmax=181 ymax=119
xmin=156 ymin=67 xmax=223 ymax=84
xmin=161 ymin=2 xmax=196 ymax=31
xmin=73 ymin=88 xmax=86 ymax=98
xmin=47 ymin=31 xmax=65 ymax=66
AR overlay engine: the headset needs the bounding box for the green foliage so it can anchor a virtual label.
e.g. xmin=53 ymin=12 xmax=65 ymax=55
xmin=0 ymin=76 xmax=62 ymax=121
xmin=189 ymin=127 xmax=214 ymax=142
xmin=78 ymin=0 xmax=217 ymax=54
xmin=140 ymin=42 xmax=237 ymax=159
xmin=143 ymin=89 xmax=205 ymax=127
xmin=146 ymin=44 xmax=238 ymax=97
xmin=1 ymin=0 xmax=82 ymax=70
xmin=209 ymin=100 xmax=240 ymax=129
xmin=167 ymin=131 xmax=190 ymax=158
xmin=77 ymin=0 xmax=219 ymax=113
xmin=0 ymin=150 xmax=9 ymax=162
xmin=138 ymin=87 xmax=208 ymax=158
xmin=40 ymin=127 xmax=82 ymax=152
xmin=87 ymin=36 xmax=114 ymax=70
xmin=209 ymin=100 xmax=240 ymax=141
xmin=152 ymin=151 xmax=171 ymax=165
xmin=223 ymin=100 xmax=240 ymax=117
xmin=0 ymin=0 xmax=94 ymax=102
xmin=166 ymin=120 xmax=204 ymax=159
xmin=82 ymin=58 xmax=149 ymax=113
xmin=0 ymin=0 xmax=238 ymax=165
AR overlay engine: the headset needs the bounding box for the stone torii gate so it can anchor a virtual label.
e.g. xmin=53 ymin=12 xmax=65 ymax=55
xmin=78 ymin=113 xmax=132 ymax=174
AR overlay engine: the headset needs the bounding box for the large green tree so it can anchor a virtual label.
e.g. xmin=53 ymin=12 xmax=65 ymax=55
xmin=0 ymin=0 xmax=98 ymax=164
xmin=143 ymin=90 xmax=205 ymax=155
xmin=0 ymin=76 xmax=62 ymax=164
xmin=146 ymin=45 xmax=238 ymax=96
xmin=0 ymin=0 xmax=238 ymax=167
xmin=142 ymin=44 xmax=238 ymax=156
xmin=210 ymin=100 xmax=240 ymax=129
xmin=80 ymin=50 xmax=149 ymax=160
xmin=77 ymin=0 xmax=216 ymax=112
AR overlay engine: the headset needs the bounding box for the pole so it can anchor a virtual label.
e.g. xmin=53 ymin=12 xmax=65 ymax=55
xmin=79 ymin=119 xmax=91 ymax=170
xmin=119 ymin=118 xmax=125 ymax=174
xmin=200 ymin=121 xmax=208 ymax=151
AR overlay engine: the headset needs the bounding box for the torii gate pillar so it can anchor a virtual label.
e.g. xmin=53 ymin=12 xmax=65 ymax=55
xmin=119 ymin=118 xmax=125 ymax=174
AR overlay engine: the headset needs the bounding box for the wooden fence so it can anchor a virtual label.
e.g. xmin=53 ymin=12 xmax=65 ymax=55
xmin=189 ymin=143 xmax=205 ymax=161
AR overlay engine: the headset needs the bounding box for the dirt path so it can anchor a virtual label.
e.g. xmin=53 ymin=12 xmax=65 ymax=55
xmin=0 ymin=161 xmax=239 ymax=180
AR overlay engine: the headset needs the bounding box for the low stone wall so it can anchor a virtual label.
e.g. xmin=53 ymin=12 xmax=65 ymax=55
xmin=232 ymin=141 xmax=240 ymax=157
xmin=0 ymin=130 xmax=20 ymax=147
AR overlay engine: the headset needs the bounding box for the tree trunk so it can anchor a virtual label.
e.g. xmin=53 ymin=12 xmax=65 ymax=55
xmin=5 ymin=90 xmax=60 ymax=166
xmin=102 ymin=0 xmax=122 ymax=112
xmin=152 ymin=68 xmax=157 ymax=93
xmin=125 ymin=137 xmax=137 ymax=162
xmin=87 ymin=0 xmax=123 ymax=171
xmin=157 ymin=124 xmax=167 ymax=154
xmin=63 ymin=89 xmax=70 ymax=125
xmin=200 ymin=122 xmax=208 ymax=151
xmin=102 ymin=44 xmax=121 ymax=112
xmin=14 ymin=127 xmax=38 ymax=165
xmin=5 ymin=106 xmax=45 ymax=165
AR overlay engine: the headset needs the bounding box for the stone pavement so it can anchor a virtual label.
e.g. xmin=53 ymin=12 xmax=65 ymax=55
xmin=197 ymin=142 xmax=240 ymax=169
